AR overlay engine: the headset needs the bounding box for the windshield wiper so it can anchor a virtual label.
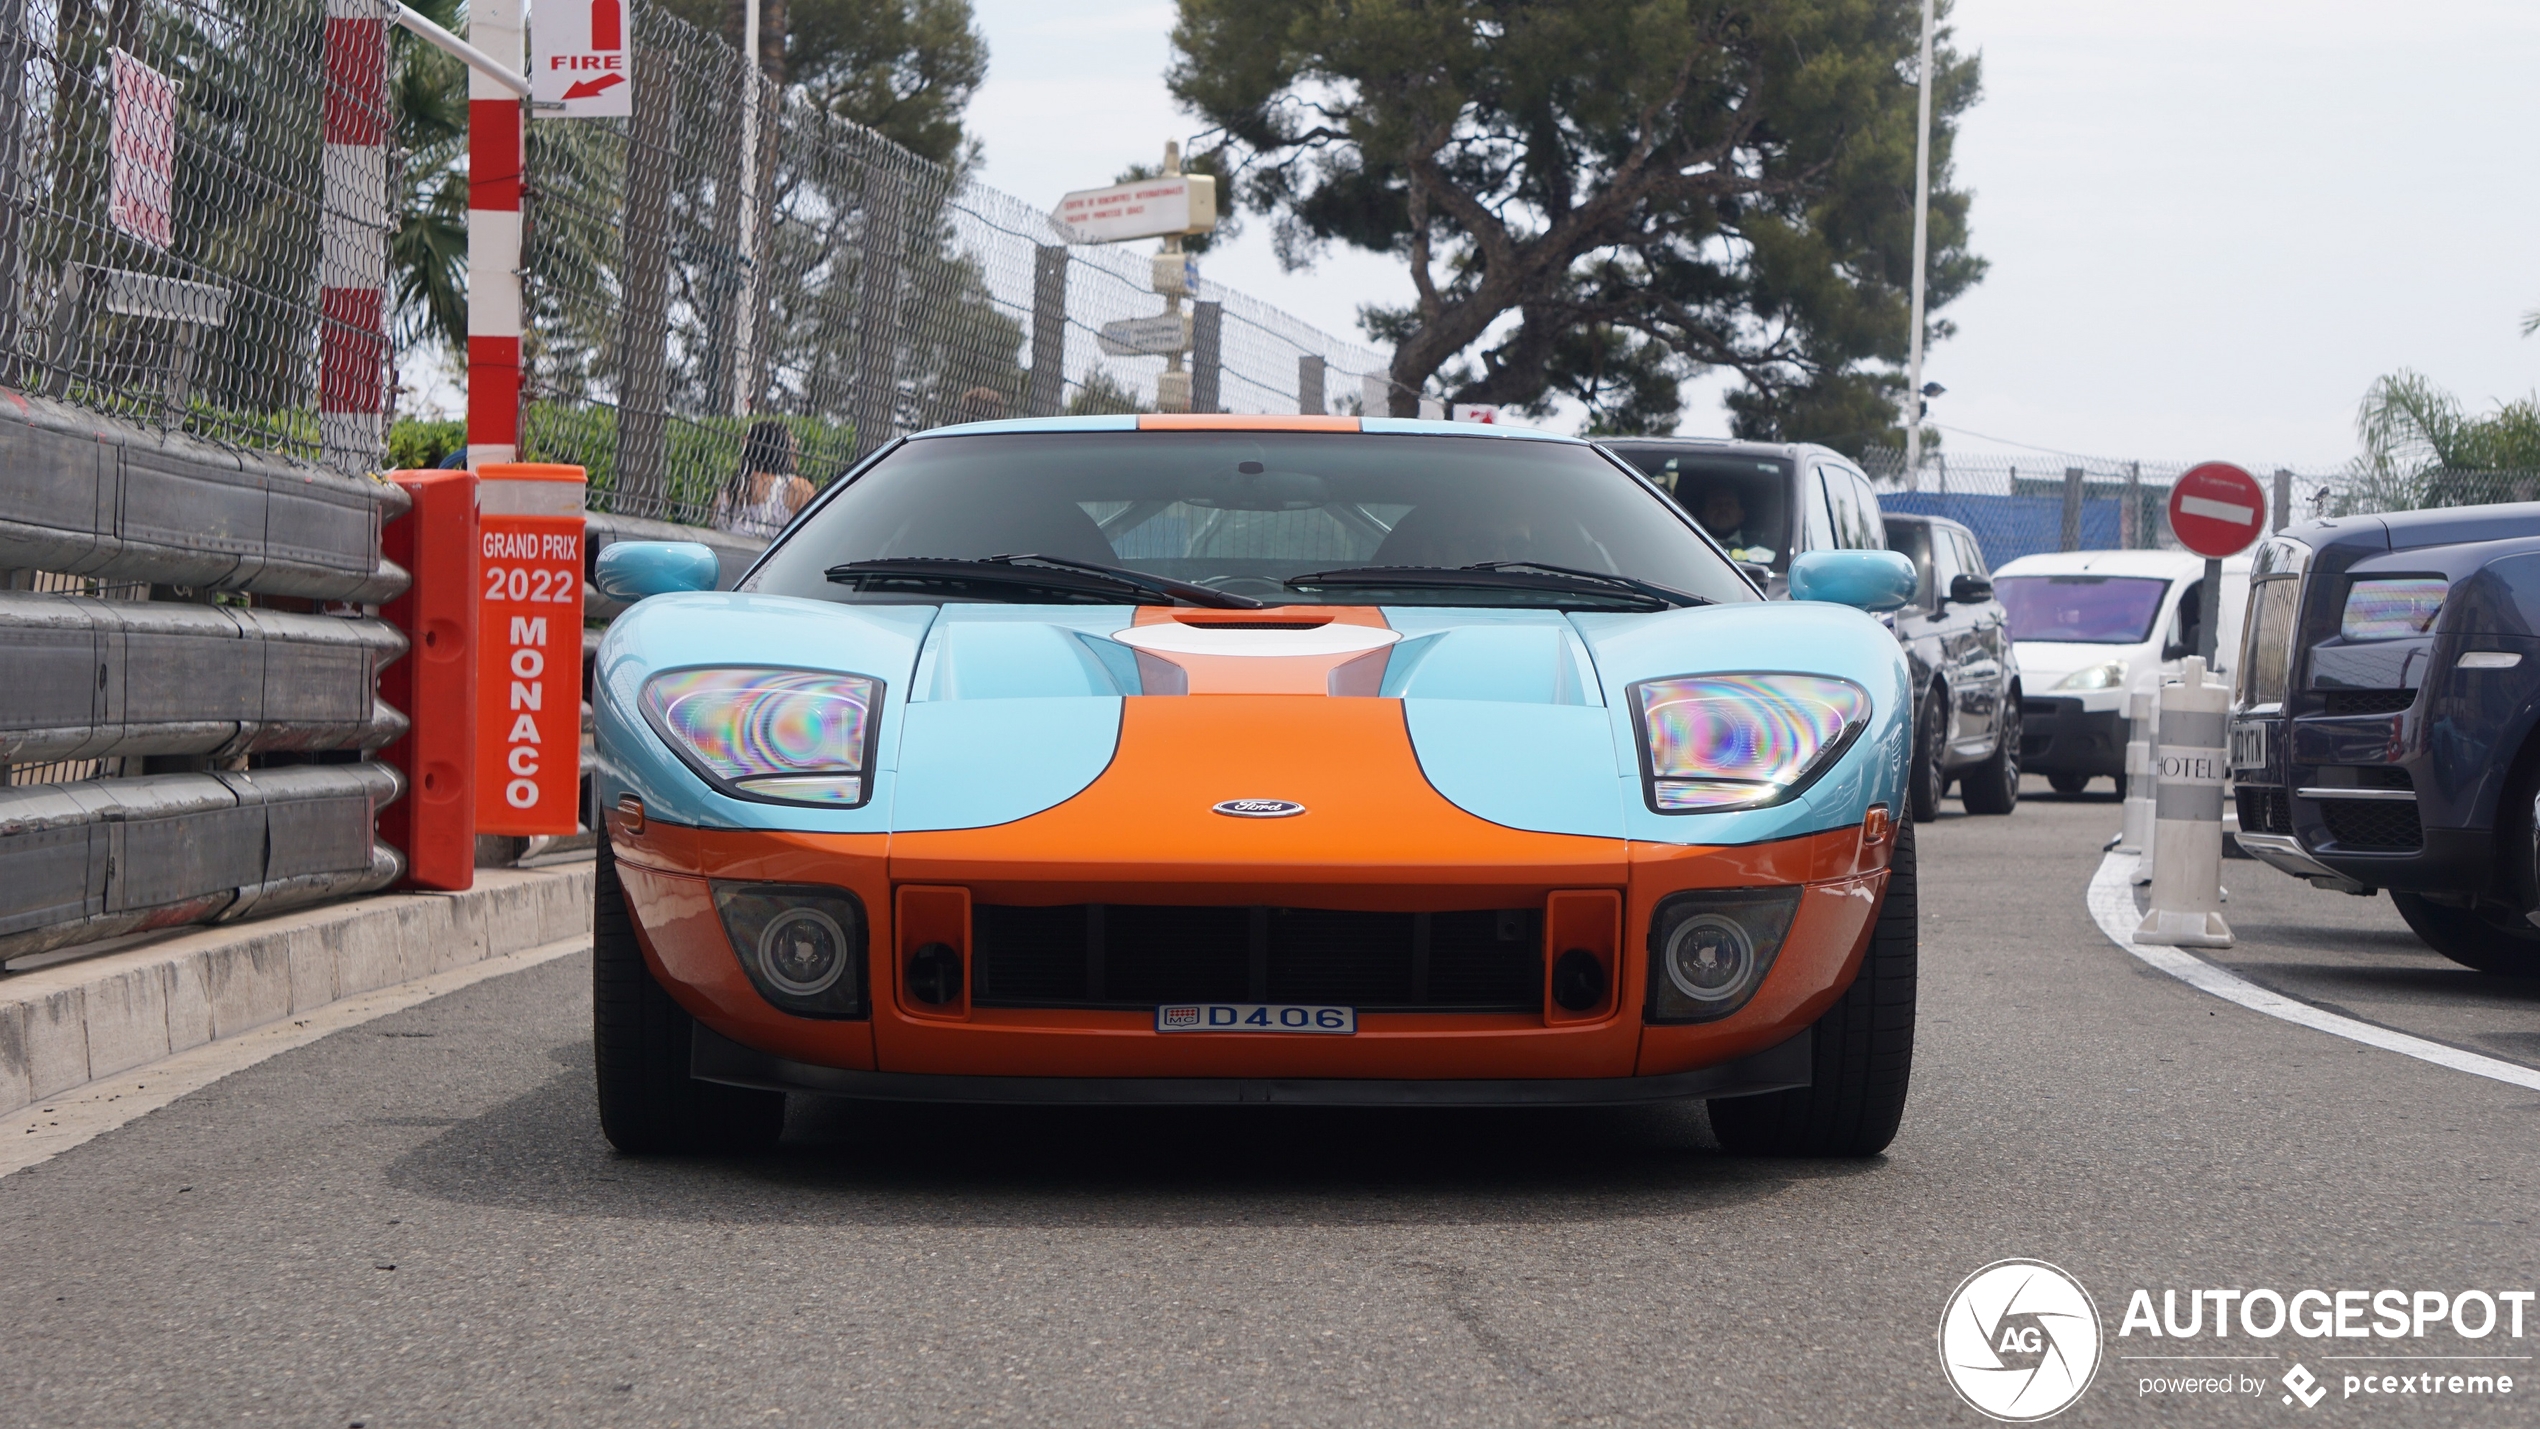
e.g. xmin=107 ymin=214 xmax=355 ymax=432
xmin=1283 ymin=562 xmax=1710 ymax=610
xmin=825 ymin=554 xmax=1264 ymax=609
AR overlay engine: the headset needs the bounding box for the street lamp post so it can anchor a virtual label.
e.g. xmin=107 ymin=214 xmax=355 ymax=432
xmin=1903 ymin=0 xmax=1935 ymax=476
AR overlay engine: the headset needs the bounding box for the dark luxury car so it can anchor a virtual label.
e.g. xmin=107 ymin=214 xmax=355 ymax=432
xmin=1880 ymin=513 xmax=2023 ymax=820
xmin=2229 ymin=503 xmax=2540 ymax=973
xmin=1601 ymin=437 xmax=1889 ymax=595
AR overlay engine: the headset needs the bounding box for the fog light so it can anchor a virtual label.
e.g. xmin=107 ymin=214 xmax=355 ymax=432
xmin=1551 ymin=947 xmax=1608 ymax=1013
xmin=906 ymin=941 xmax=964 ymax=1006
xmin=712 ymin=883 xmax=867 ymax=1018
xmin=758 ymin=908 xmax=848 ymax=996
xmin=1645 ymin=889 xmax=1800 ymax=1024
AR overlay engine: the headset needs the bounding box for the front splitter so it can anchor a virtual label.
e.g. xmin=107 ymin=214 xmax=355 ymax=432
xmin=691 ymin=1023 xmax=1813 ymax=1107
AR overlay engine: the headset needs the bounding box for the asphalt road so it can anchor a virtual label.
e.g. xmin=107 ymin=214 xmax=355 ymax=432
xmin=5 ymin=782 xmax=2539 ymax=1427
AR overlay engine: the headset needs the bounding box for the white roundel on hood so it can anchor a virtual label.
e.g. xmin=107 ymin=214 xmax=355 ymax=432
xmin=1112 ymin=621 xmax=1400 ymax=658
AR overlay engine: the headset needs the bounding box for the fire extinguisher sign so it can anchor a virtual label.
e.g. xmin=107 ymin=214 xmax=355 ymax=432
xmin=476 ymin=465 xmax=587 ymax=836
xmin=531 ymin=0 xmax=633 ymax=118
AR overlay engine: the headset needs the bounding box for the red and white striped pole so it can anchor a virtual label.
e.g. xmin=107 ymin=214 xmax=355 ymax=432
xmin=319 ymin=0 xmax=389 ymax=472
xmin=465 ymin=0 xmax=525 ymax=467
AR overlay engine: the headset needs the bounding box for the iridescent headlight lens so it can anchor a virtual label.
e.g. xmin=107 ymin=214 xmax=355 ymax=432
xmin=2341 ymin=578 xmax=2446 ymax=642
xmin=1634 ymin=674 xmax=1871 ymax=813
xmin=641 ymin=667 xmax=880 ymax=806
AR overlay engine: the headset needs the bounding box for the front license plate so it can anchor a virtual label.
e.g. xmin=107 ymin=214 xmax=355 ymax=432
xmin=2230 ymin=720 xmax=2268 ymax=771
xmin=1155 ymin=1003 xmax=1356 ymax=1034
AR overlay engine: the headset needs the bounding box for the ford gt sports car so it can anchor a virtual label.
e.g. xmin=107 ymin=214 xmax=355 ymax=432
xmin=587 ymin=415 xmax=1922 ymax=1157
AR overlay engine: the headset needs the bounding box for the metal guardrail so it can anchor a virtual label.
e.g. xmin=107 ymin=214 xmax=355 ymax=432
xmin=0 ymin=390 xmax=409 ymax=601
xmin=0 ymin=591 xmax=407 ymax=764
xmin=0 ymin=762 xmax=406 ymax=958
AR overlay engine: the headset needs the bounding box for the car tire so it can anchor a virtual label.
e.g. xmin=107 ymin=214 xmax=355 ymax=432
xmin=2389 ymin=892 xmax=2540 ymax=976
xmin=594 ymin=834 xmax=788 ymax=1154
xmin=1708 ymin=820 xmax=1918 ymax=1157
xmin=1959 ymin=696 xmax=2022 ymax=815
xmin=1908 ymin=690 xmax=1947 ymax=823
xmin=2048 ymin=772 xmax=2089 ymax=795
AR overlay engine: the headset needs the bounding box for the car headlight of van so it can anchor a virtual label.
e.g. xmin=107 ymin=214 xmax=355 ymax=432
xmin=641 ymin=666 xmax=881 ymax=807
xmin=2054 ymin=660 xmax=2129 ymax=691
xmin=1632 ymin=674 xmax=1871 ymax=813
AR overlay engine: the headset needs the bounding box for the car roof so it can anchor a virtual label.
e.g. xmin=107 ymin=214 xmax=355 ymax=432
xmin=1597 ymin=435 xmax=1851 ymax=465
xmin=1992 ymin=549 xmax=2252 ymax=578
xmin=909 ymin=413 xmax=1583 ymax=443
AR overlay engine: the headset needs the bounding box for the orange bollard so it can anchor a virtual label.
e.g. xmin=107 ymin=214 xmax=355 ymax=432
xmin=475 ymin=463 xmax=588 ymax=836
xmin=379 ymin=469 xmax=481 ymax=890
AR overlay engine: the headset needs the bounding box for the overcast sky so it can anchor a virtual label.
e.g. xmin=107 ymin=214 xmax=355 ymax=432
xmin=964 ymin=0 xmax=2540 ymax=469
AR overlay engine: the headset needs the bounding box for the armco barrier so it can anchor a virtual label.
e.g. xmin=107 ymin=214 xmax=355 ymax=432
xmin=378 ymin=471 xmax=480 ymax=891
xmin=0 ymin=763 xmax=406 ymax=959
xmin=0 ymin=393 xmax=413 ymax=960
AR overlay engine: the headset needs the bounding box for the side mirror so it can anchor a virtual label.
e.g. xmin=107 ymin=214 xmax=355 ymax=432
xmin=594 ymin=541 xmax=722 ymax=601
xmin=1788 ymin=549 xmax=1917 ymax=613
xmin=1949 ymin=573 xmax=1993 ymax=604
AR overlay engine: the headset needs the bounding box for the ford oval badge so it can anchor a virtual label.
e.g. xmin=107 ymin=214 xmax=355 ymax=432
xmin=1213 ymin=798 xmax=1306 ymax=818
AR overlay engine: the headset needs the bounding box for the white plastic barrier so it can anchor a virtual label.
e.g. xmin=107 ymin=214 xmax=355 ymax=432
xmin=2136 ymin=658 xmax=2233 ymax=947
xmin=2119 ymin=683 xmax=2157 ymax=873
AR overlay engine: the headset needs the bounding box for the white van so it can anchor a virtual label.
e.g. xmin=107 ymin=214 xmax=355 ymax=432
xmin=1991 ymin=550 xmax=2250 ymax=794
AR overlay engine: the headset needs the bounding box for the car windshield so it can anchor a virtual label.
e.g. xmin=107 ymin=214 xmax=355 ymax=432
xmin=1602 ymin=446 xmax=1792 ymax=567
xmin=743 ymin=431 xmax=1759 ymax=608
xmin=1996 ymin=574 xmax=2171 ymax=644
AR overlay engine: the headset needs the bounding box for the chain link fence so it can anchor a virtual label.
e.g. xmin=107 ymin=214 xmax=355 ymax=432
xmin=517 ymin=0 xmax=1390 ymax=528
xmin=0 ymin=0 xmax=391 ymax=463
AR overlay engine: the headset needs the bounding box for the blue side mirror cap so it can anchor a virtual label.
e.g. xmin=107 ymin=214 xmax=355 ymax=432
xmin=594 ymin=541 xmax=722 ymax=600
xmin=1787 ymin=549 xmax=1916 ymax=612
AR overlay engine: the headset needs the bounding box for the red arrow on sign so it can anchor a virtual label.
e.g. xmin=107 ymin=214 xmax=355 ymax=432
xmin=562 ymin=74 xmax=626 ymax=100
xmin=2166 ymin=461 xmax=2267 ymax=559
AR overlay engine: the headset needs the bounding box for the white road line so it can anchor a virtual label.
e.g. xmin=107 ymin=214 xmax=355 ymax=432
xmin=1 ymin=935 xmax=591 ymax=1180
xmin=2086 ymin=851 xmax=2540 ymax=1092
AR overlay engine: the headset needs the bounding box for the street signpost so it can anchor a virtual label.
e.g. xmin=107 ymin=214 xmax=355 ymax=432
xmin=1097 ymin=313 xmax=1191 ymax=358
xmin=1051 ymin=175 xmax=1218 ymax=245
xmin=2166 ymin=460 xmax=2266 ymax=665
xmin=531 ymin=0 xmax=632 ymax=117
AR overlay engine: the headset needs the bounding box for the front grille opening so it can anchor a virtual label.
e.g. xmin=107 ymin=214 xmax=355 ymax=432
xmin=2351 ymin=765 xmax=2413 ymax=790
xmin=971 ymin=903 xmax=1544 ymax=1012
xmin=2319 ymin=799 xmax=2423 ymax=851
xmin=2322 ymin=689 xmax=2415 ymax=717
xmin=2236 ymin=786 xmax=2293 ymax=835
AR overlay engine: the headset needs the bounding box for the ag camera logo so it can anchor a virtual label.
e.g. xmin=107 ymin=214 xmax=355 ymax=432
xmin=1940 ymin=1259 xmax=2104 ymax=1421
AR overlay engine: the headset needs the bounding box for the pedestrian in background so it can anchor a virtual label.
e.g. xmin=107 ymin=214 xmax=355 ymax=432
xmin=712 ymin=420 xmax=815 ymax=538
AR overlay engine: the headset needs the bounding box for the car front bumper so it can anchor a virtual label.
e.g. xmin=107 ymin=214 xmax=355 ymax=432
xmin=2019 ymin=694 xmax=2127 ymax=777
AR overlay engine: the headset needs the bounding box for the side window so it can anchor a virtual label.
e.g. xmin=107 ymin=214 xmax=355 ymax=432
xmin=1926 ymin=525 xmax=1962 ymax=609
xmin=1950 ymin=529 xmax=1989 ymax=579
xmin=2170 ymin=578 xmax=2206 ymax=657
xmin=1846 ymin=471 xmax=1889 ymax=550
xmin=1801 ymin=468 xmax=1837 ymax=553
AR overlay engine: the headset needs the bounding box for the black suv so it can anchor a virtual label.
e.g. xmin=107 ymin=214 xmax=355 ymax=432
xmin=2230 ymin=504 xmax=2540 ymax=973
xmin=1882 ymin=513 xmax=2023 ymax=820
xmin=1602 ymin=437 xmax=2022 ymax=821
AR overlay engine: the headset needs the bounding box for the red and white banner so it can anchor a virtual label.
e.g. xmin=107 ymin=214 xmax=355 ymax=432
xmin=108 ymin=48 xmax=176 ymax=250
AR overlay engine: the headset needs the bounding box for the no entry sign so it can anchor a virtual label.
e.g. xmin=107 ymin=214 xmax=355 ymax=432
xmin=2167 ymin=462 xmax=2267 ymax=559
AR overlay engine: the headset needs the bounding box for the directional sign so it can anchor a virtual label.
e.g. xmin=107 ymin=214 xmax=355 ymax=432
xmin=2167 ymin=461 xmax=2267 ymax=558
xmin=532 ymin=0 xmax=632 ymax=118
xmin=1052 ymin=175 xmax=1217 ymax=245
xmin=1450 ymin=404 xmax=1502 ymax=424
xmin=1097 ymin=313 xmax=1190 ymax=357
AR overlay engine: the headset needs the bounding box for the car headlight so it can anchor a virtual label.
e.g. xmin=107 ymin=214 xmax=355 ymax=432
xmin=2053 ymin=660 xmax=2128 ymax=691
xmin=2341 ymin=577 xmax=2447 ymax=641
xmin=641 ymin=666 xmax=881 ymax=807
xmin=1632 ymin=674 xmax=1871 ymax=813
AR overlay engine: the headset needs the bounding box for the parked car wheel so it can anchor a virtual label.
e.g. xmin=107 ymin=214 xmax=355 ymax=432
xmin=1710 ymin=820 xmax=1918 ymax=1156
xmin=2388 ymin=892 xmax=2540 ymax=975
xmin=1959 ymin=695 xmax=2022 ymax=815
xmin=1908 ymin=690 xmax=1947 ymax=823
xmin=2048 ymin=772 xmax=2090 ymax=795
xmin=594 ymin=835 xmax=788 ymax=1154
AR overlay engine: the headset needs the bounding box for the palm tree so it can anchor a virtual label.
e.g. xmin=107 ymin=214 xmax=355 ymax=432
xmin=2350 ymin=369 xmax=2540 ymax=512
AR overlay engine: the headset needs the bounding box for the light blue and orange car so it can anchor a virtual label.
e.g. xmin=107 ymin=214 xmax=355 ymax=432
xmin=587 ymin=415 xmax=1922 ymax=1155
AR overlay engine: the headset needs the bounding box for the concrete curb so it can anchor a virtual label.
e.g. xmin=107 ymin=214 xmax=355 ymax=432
xmin=0 ymin=861 xmax=593 ymax=1117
